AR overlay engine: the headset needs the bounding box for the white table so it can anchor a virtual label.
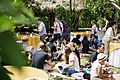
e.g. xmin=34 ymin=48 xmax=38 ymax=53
xmin=109 ymin=48 xmax=120 ymax=68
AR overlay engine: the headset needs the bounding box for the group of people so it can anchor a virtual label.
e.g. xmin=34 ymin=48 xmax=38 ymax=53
xmin=37 ymin=17 xmax=70 ymax=43
xmin=90 ymin=17 xmax=118 ymax=56
xmin=30 ymin=16 xmax=119 ymax=80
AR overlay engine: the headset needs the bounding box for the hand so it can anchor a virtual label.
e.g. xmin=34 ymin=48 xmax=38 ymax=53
xmin=60 ymin=33 xmax=62 ymax=36
xmin=115 ymin=36 xmax=118 ymax=39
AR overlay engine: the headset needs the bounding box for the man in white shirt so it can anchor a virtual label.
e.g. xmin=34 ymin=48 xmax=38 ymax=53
xmin=53 ymin=17 xmax=63 ymax=41
xmin=37 ymin=18 xmax=47 ymax=42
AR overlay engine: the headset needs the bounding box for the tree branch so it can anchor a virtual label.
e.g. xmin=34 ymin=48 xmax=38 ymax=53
xmin=110 ymin=0 xmax=120 ymax=10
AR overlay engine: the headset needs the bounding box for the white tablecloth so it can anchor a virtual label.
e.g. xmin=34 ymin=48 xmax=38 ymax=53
xmin=109 ymin=48 xmax=120 ymax=68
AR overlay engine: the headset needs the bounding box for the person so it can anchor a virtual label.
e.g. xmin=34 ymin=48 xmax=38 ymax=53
xmin=93 ymin=35 xmax=100 ymax=49
xmin=31 ymin=42 xmax=55 ymax=69
xmin=47 ymin=38 xmax=57 ymax=54
xmin=82 ymin=36 xmax=90 ymax=54
xmin=72 ymin=34 xmax=81 ymax=47
xmin=60 ymin=20 xmax=70 ymax=39
xmin=97 ymin=23 xmax=104 ymax=41
xmin=90 ymin=20 xmax=98 ymax=39
xmin=91 ymin=53 xmax=115 ymax=80
xmin=60 ymin=42 xmax=80 ymax=75
xmin=102 ymin=17 xmax=109 ymax=31
xmin=60 ymin=38 xmax=68 ymax=53
xmin=102 ymin=21 xmax=118 ymax=56
xmin=68 ymin=42 xmax=80 ymax=72
xmin=37 ymin=18 xmax=47 ymax=42
xmin=89 ymin=42 xmax=104 ymax=63
xmin=53 ymin=17 xmax=63 ymax=41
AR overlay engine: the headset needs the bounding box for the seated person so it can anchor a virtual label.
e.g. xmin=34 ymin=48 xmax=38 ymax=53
xmin=62 ymin=42 xmax=80 ymax=75
xmin=72 ymin=34 xmax=81 ymax=46
xmin=93 ymin=35 xmax=100 ymax=49
xmin=81 ymin=36 xmax=90 ymax=54
xmin=31 ymin=42 xmax=55 ymax=69
xmin=54 ymin=43 xmax=80 ymax=75
xmin=89 ymin=42 xmax=104 ymax=63
xmin=47 ymin=38 xmax=57 ymax=53
xmin=91 ymin=53 xmax=115 ymax=80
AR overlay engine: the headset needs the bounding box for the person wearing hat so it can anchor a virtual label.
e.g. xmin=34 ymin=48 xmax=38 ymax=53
xmin=91 ymin=53 xmax=115 ymax=80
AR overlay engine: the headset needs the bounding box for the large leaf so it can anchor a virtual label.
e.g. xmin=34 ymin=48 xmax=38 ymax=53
xmin=0 ymin=16 xmax=14 ymax=32
xmin=0 ymin=0 xmax=34 ymax=33
xmin=0 ymin=65 xmax=11 ymax=80
xmin=0 ymin=31 xmax=27 ymax=68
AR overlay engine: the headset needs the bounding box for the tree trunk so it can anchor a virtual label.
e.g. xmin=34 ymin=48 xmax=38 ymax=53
xmin=48 ymin=9 xmax=55 ymax=29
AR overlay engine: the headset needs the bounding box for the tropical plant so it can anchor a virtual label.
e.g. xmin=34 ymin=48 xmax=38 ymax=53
xmin=79 ymin=0 xmax=120 ymax=28
xmin=0 ymin=0 xmax=34 ymax=80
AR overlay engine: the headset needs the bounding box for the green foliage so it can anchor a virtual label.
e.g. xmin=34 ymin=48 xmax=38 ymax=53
xmin=0 ymin=65 xmax=13 ymax=80
xmin=0 ymin=0 xmax=34 ymax=33
xmin=0 ymin=0 xmax=34 ymax=79
xmin=80 ymin=0 xmax=120 ymax=28
xmin=0 ymin=31 xmax=27 ymax=67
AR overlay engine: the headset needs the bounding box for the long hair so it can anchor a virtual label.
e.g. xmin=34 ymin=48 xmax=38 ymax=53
xmin=65 ymin=47 xmax=71 ymax=64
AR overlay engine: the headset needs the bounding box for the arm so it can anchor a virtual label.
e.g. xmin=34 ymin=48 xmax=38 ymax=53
xmin=68 ymin=60 xmax=74 ymax=67
xmin=68 ymin=53 xmax=74 ymax=67
xmin=109 ymin=28 xmax=118 ymax=39
xmin=97 ymin=65 xmax=109 ymax=78
xmin=45 ymin=60 xmax=55 ymax=68
xmin=109 ymin=36 xmax=118 ymax=39
xmin=60 ymin=22 xmax=64 ymax=33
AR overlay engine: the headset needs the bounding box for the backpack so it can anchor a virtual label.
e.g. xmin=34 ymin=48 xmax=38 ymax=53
xmin=60 ymin=20 xmax=70 ymax=38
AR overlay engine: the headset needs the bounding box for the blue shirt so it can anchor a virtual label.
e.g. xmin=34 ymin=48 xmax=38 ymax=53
xmin=94 ymin=39 xmax=99 ymax=49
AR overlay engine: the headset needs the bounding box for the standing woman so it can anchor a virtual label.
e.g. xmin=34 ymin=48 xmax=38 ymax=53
xmin=90 ymin=20 xmax=98 ymax=39
xmin=102 ymin=21 xmax=118 ymax=56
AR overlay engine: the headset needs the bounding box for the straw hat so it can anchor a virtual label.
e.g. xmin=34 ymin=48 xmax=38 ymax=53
xmin=97 ymin=53 xmax=107 ymax=61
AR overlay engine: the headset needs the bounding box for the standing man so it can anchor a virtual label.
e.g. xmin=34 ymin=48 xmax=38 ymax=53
xmin=53 ymin=17 xmax=63 ymax=41
xmin=37 ymin=18 xmax=47 ymax=42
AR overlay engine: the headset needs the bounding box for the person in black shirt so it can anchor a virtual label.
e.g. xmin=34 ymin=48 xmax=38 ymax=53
xmin=72 ymin=34 xmax=81 ymax=46
xmin=31 ymin=42 xmax=55 ymax=69
xmin=47 ymin=38 xmax=57 ymax=53
xmin=89 ymin=42 xmax=105 ymax=63
xmin=82 ymin=36 xmax=90 ymax=54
